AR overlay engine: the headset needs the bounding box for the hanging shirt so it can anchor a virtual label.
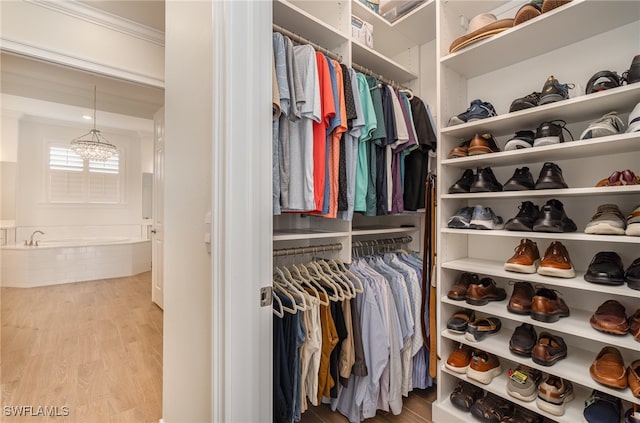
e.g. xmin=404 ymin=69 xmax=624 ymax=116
xmin=404 ymin=97 xmax=437 ymax=211
xmin=377 ymin=85 xmax=396 ymax=216
xmin=272 ymin=33 xmax=289 ymax=215
xmin=354 ymin=73 xmax=376 ymax=213
xmin=366 ymin=76 xmax=386 ymax=216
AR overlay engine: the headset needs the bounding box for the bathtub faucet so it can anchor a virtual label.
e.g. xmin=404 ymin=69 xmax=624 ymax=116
xmin=27 ymin=230 xmax=45 ymax=247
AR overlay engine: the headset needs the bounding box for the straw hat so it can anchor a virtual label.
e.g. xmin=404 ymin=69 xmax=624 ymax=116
xmin=449 ymin=13 xmax=514 ymax=53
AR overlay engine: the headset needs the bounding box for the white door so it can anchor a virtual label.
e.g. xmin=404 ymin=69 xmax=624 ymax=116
xmin=152 ymin=107 xmax=165 ymax=309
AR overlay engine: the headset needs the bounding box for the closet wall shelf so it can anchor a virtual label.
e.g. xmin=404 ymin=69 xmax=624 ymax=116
xmin=440 ymin=229 xmax=640 ymax=244
xmin=441 ymin=132 xmax=640 ymax=169
xmin=442 ymin=258 xmax=640 ymax=300
xmin=352 ymin=41 xmax=418 ymax=83
xmin=441 ymin=185 xmax=640 ymax=200
xmin=273 ymin=229 xmax=350 ymax=241
xmin=273 ymin=0 xmax=349 ymax=50
xmin=442 ymin=296 xmax=640 ymax=353
xmin=440 ymin=0 xmax=640 ymax=78
xmin=442 ymin=330 xmax=640 ymax=405
xmin=440 ymin=365 xmax=588 ymax=423
xmin=351 ymin=225 xmax=417 ymax=236
xmin=351 ymin=0 xmax=436 ymax=58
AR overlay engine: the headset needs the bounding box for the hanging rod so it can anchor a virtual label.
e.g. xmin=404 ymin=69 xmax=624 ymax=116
xmin=352 ymin=235 xmax=413 ymax=249
xmin=273 ymin=24 xmax=343 ymax=63
xmin=273 ymin=242 xmax=343 ymax=257
xmin=351 ymin=62 xmax=411 ymax=91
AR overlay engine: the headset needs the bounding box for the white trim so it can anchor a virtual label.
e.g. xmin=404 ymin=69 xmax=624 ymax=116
xmin=0 ymin=38 xmax=165 ymax=88
xmin=26 ymin=0 xmax=165 ymax=46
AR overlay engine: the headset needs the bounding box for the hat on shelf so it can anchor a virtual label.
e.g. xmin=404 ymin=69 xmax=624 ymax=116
xmin=449 ymin=13 xmax=514 ymax=53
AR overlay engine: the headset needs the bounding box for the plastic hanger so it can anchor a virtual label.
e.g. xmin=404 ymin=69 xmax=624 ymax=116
xmin=272 ymin=291 xmax=284 ymax=318
xmin=295 ymin=263 xmax=339 ymax=303
xmin=304 ymin=262 xmax=344 ymax=301
xmin=278 ymin=265 xmax=313 ymax=308
xmin=274 ymin=270 xmax=307 ymax=311
xmin=333 ymin=259 xmax=364 ymax=294
xmin=272 ymin=282 xmax=297 ymax=314
xmin=316 ymin=260 xmax=354 ymax=299
xmin=288 ymin=264 xmax=329 ymax=306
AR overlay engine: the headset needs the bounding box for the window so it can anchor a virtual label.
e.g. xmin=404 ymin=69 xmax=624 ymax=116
xmin=47 ymin=145 xmax=123 ymax=204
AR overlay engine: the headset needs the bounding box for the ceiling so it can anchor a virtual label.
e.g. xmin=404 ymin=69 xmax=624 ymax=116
xmin=0 ymin=1 xmax=165 ymax=129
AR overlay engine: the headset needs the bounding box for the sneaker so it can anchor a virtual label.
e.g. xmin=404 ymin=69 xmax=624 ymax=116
xmin=448 ymin=168 xmax=474 ymax=194
xmin=504 ymin=238 xmax=540 ymax=274
xmin=537 ymin=241 xmax=575 ymax=278
xmin=538 ymin=75 xmax=574 ymax=105
xmin=584 ymin=390 xmax=623 ymax=423
xmin=506 ymin=365 xmax=542 ymax=402
xmin=503 ymin=167 xmax=535 ymax=191
xmin=448 ymin=99 xmax=497 ymax=126
xmin=470 ymin=205 xmax=504 ymax=230
xmin=580 ymin=111 xmax=625 ymax=139
xmin=627 ymin=102 xmax=640 ymax=133
xmin=505 ymin=201 xmax=540 ymax=231
xmin=534 ymin=162 xmax=568 ymax=190
xmin=532 ymin=199 xmax=577 ymax=233
xmin=468 ymin=133 xmax=501 ymax=155
xmin=584 ymin=204 xmax=626 ymax=235
xmin=504 ymin=130 xmax=535 ymax=150
xmin=509 ymin=92 xmax=541 ymax=112
xmin=448 ymin=206 xmax=474 ymax=228
xmin=470 ymin=167 xmax=503 ymax=192
xmin=536 ymin=375 xmax=574 ymax=416
xmin=627 ymin=205 xmax=640 ymax=236
xmin=623 ymin=53 xmax=640 ymax=85
xmin=534 ymin=120 xmax=572 ymax=147
xmin=467 ymin=350 xmax=502 ymax=385
xmin=585 ymin=70 xmax=623 ymax=94
xmin=445 ymin=343 xmax=473 ymax=373
xmin=514 ymin=0 xmax=542 ymax=26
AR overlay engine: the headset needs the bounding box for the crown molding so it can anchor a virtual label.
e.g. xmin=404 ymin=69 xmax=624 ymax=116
xmin=26 ymin=0 xmax=165 ymax=47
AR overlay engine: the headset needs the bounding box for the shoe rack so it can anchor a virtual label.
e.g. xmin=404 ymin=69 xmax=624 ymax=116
xmin=433 ymin=1 xmax=640 ymax=422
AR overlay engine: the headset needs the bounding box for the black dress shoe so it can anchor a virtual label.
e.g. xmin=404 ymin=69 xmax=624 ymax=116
xmin=509 ymin=323 xmax=537 ymax=356
xmin=448 ymin=169 xmax=474 ymax=194
xmin=585 ymin=251 xmax=625 ymax=285
xmin=505 ymin=201 xmax=540 ymax=231
xmin=470 ymin=167 xmax=503 ymax=192
xmin=504 ymin=167 xmax=535 ymax=191
xmin=534 ymin=162 xmax=568 ymax=189
xmin=532 ymin=199 xmax=577 ymax=232
xmin=625 ymin=257 xmax=640 ymax=290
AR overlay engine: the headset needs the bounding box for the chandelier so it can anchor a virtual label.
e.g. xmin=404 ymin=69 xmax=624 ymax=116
xmin=71 ymin=86 xmax=117 ymax=161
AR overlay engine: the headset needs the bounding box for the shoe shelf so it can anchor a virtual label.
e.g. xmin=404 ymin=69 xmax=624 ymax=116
xmin=440 ymin=84 xmax=640 ymax=140
xmin=441 ymin=132 xmax=640 ymax=169
xmin=440 ymin=229 xmax=640 ymax=245
xmin=440 ymin=0 xmax=640 ymax=79
xmin=352 ymin=41 xmax=418 ymax=83
xmin=440 ymin=184 xmax=640 ymax=200
xmin=441 ymin=296 xmax=640 ymax=353
xmin=442 ymin=258 xmax=640 ymax=300
xmin=441 ymin=330 xmax=640 ymax=405
xmin=440 ymin=365 xmax=589 ymax=423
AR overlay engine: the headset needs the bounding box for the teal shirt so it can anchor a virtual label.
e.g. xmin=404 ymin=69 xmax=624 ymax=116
xmin=354 ymin=73 xmax=377 ymax=212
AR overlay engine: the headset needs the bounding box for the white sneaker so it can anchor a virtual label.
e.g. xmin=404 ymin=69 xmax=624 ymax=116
xmin=580 ymin=111 xmax=625 ymax=139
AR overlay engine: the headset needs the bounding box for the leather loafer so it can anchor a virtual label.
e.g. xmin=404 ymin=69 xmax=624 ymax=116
xmin=470 ymin=392 xmax=513 ymax=421
xmin=630 ymin=309 xmax=640 ymax=342
xmin=626 ymin=257 xmax=640 ymax=290
xmin=585 ymin=251 xmax=625 ymax=285
xmin=465 ymin=317 xmax=502 ymax=342
xmin=465 ymin=277 xmax=507 ymax=306
xmin=629 ymin=360 xmax=640 ymax=398
xmin=450 ymin=381 xmax=483 ymax=412
xmin=447 ymin=309 xmax=475 ymax=334
xmin=590 ymin=346 xmax=628 ymax=389
xmin=448 ymin=272 xmax=479 ymax=300
xmin=468 ymin=133 xmax=501 ymax=156
xmin=590 ymin=299 xmax=629 ymax=335
xmin=530 ymin=287 xmax=570 ymax=323
xmin=509 ymin=323 xmax=537 ymax=357
xmin=531 ymin=332 xmax=567 ymax=366
xmin=448 ymin=138 xmax=471 ymax=159
xmin=507 ymin=281 xmax=535 ymax=315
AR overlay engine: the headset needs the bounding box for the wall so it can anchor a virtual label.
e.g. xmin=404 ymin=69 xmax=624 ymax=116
xmin=1 ymin=111 xmax=19 ymax=222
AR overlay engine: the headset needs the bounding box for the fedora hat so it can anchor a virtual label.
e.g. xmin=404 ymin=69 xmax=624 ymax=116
xmin=449 ymin=13 xmax=514 ymax=53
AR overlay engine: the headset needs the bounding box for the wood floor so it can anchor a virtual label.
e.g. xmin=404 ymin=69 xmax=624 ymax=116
xmin=0 ymin=272 xmax=162 ymax=422
xmin=300 ymin=388 xmax=436 ymax=423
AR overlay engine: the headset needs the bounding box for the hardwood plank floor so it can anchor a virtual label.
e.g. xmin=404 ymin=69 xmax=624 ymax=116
xmin=1 ymin=272 xmax=162 ymax=422
xmin=301 ymin=387 xmax=436 ymax=423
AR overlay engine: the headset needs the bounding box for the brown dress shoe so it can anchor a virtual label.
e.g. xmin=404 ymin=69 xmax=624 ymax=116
xmin=590 ymin=300 xmax=629 ymax=335
xmin=630 ymin=309 xmax=640 ymax=342
xmin=504 ymin=239 xmax=540 ymax=274
xmin=541 ymin=0 xmax=572 ymax=14
xmin=448 ymin=139 xmax=471 ymax=159
xmin=448 ymin=272 xmax=479 ymax=301
xmin=507 ymin=281 xmax=535 ymax=314
xmin=530 ymin=287 xmax=569 ymax=323
xmin=465 ymin=277 xmax=506 ymax=306
xmin=468 ymin=133 xmax=501 ymax=156
xmin=467 ymin=350 xmax=502 ymax=384
xmin=590 ymin=346 xmax=628 ymax=389
xmin=629 ymin=360 xmax=640 ymax=398
xmin=537 ymin=241 xmax=575 ymax=278
xmin=445 ymin=343 xmax=473 ymax=373
xmin=531 ymin=332 xmax=567 ymax=366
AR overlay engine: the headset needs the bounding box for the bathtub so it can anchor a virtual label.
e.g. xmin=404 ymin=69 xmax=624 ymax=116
xmin=1 ymin=237 xmax=151 ymax=288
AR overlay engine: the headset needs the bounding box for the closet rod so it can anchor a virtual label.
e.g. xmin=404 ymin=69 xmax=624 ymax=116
xmin=272 ymin=24 xmax=343 ymax=63
xmin=273 ymin=242 xmax=343 ymax=257
xmin=351 ymin=62 xmax=410 ymax=91
xmin=352 ymin=235 xmax=413 ymax=248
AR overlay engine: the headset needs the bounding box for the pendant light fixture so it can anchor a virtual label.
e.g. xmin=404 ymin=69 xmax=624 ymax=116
xmin=70 ymin=86 xmax=116 ymax=161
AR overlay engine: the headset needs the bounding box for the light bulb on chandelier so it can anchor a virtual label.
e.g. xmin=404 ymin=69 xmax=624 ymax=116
xmin=71 ymin=86 xmax=116 ymax=161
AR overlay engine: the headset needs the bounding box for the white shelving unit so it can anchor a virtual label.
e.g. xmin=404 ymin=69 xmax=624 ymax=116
xmin=434 ymin=1 xmax=640 ymax=422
